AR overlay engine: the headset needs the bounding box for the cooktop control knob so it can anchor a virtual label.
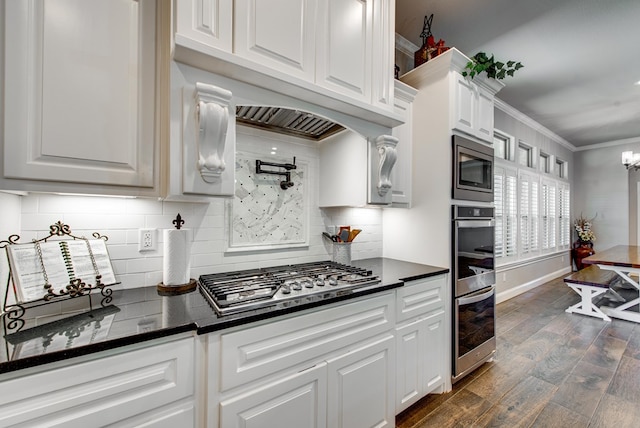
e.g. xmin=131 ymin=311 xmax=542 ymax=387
xmin=292 ymin=282 xmax=302 ymax=291
xmin=282 ymin=285 xmax=291 ymax=294
xmin=303 ymin=280 xmax=314 ymax=288
xmin=328 ymin=276 xmax=338 ymax=286
xmin=314 ymin=278 xmax=325 ymax=287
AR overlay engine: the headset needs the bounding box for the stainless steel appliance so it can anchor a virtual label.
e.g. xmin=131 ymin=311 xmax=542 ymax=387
xmin=452 ymin=205 xmax=496 ymax=382
xmin=198 ymin=261 xmax=380 ymax=316
xmin=452 ymin=135 xmax=494 ymax=202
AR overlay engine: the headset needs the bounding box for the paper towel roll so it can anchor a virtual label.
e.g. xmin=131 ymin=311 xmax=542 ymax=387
xmin=163 ymin=228 xmax=192 ymax=286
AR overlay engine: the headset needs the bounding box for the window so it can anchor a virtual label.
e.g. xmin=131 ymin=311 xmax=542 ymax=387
xmin=539 ymin=151 xmax=550 ymax=174
xmin=493 ymin=129 xmax=570 ymax=265
xmin=555 ymin=158 xmax=567 ymax=178
xmin=518 ymin=142 xmax=533 ymax=167
xmin=493 ymin=131 xmax=514 ymax=161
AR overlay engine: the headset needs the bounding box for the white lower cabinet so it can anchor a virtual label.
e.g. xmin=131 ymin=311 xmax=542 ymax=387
xmin=327 ymin=334 xmax=395 ymax=428
xmin=219 ymin=362 xmax=328 ymax=428
xmin=394 ymin=275 xmax=448 ymax=414
xmin=0 ymin=336 xmax=196 ymax=428
xmin=210 ymin=292 xmax=396 ymax=428
xmin=395 ymin=310 xmax=445 ymax=413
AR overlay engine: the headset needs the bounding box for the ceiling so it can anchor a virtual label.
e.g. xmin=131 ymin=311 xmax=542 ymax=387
xmin=395 ymin=0 xmax=640 ymax=148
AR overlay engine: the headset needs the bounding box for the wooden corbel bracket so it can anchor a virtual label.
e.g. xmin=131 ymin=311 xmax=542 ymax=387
xmin=195 ymin=82 xmax=233 ymax=183
xmin=375 ymin=135 xmax=398 ymax=196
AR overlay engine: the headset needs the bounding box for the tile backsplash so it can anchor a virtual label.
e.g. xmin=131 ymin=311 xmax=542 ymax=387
xmin=0 ymin=128 xmax=383 ymax=302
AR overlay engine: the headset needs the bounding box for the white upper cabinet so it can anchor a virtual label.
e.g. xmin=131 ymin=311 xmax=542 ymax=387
xmin=401 ymin=48 xmax=504 ymax=144
xmin=315 ymin=0 xmax=372 ymax=102
xmin=319 ymin=130 xmax=398 ymax=207
xmin=174 ymin=0 xmax=401 ymax=128
xmin=390 ymin=80 xmax=417 ymax=207
xmin=2 ymin=0 xmax=159 ymax=196
xmin=174 ymin=0 xmax=232 ymax=53
xmin=452 ymin=71 xmax=497 ymax=142
xmin=234 ymin=0 xmax=316 ymax=81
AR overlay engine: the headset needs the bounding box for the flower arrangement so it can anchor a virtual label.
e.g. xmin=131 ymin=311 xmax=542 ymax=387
xmin=574 ymin=214 xmax=596 ymax=243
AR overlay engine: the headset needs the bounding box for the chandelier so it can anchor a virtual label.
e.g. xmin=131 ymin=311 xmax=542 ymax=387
xmin=622 ymin=151 xmax=640 ymax=170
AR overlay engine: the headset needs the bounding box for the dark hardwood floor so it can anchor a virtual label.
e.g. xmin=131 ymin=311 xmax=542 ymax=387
xmin=396 ymin=274 xmax=640 ymax=427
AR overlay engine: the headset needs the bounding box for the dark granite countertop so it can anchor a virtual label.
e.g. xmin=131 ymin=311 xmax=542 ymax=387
xmin=0 ymin=258 xmax=448 ymax=375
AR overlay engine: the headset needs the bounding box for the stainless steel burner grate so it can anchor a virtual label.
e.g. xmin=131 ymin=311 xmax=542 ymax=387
xmin=198 ymin=261 xmax=380 ymax=316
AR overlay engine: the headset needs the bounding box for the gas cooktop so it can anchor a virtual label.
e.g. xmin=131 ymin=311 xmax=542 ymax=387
xmin=198 ymin=261 xmax=381 ymax=316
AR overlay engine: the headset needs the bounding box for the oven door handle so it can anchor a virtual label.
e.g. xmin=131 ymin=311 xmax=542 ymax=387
xmin=458 ymin=285 xmax=495 ymax=305
xmin=455 ymin=219 xmax=495 ymax=228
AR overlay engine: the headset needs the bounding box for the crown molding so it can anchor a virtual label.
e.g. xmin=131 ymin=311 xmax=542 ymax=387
xmin=574 ymin=136 xmax=640 ymax=152
xmin=494 ymin=98 xmax=576 ymax=152
xmin=395 ymin=33 xmax=419 ymax=57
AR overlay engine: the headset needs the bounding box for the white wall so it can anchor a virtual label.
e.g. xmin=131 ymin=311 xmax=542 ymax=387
xmin=573 ymin=139 xmax=640 ymax=251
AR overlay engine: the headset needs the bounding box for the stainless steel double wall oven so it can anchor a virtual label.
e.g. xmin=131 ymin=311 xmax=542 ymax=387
xmin=451 ymin=205 xmax=496 ymax=383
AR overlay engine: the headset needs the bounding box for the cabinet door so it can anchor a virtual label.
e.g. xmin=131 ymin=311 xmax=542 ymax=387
xmin=395 ymin=310 xmax=446 ymax=413
xmin=390 ymin=81 xmax=416 ymax=207
xmin=234 ymin=0 xmax=316 ymax=81
xmin=3 ymin=0 xmax=157 ymax=191
xmin=395 ymin=318 xmax=423 ymax=413
xmin=316 ymin=0 xmax=373 ymax=102
xmin=318 ymin=130 xmax=368 ymax=207
xmin=453 ymin=73 xmax=476 ymax=137
xmin=371 ymin=0 xmax=394 ymax=111
xmin=174 ymin=0 xmax=232 ymax=53
xmin=422 ymin=310 xmax=446 ymax=394
xmin=219 ymin=363 xmax=327 ymax=428
xmin=326 ymin=334 xmax=395 ymax=428
xmin=476 ymin=88 xmax=495 ymax=141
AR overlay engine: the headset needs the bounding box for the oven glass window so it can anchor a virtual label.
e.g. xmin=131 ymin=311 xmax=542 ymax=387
xmin=457 ymin=290 xmax=495 ymax=356
xmin=456 ymin=225 xmax=494 ymax=280
xmin=459 ymin=152 xmax=492 ymax=190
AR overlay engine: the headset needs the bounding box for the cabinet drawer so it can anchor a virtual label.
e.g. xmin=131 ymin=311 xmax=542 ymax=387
xmin=219 ymin=292 xmax=394 ymax=391
xmin=0 ymin=337 xmax=195 ymax=427
xmin=396 ymin=275 xmax=447 ymax=323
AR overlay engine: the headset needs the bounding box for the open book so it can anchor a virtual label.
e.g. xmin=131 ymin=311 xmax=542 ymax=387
xmin=6 ymin=239 xmax=117 ymax=303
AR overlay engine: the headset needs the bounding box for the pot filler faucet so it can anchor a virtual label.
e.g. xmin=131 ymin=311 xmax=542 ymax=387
xmin=255 ymin=157 xmax=297 ymax=189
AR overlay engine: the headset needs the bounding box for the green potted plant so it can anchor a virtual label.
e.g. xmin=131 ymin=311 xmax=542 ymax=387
xmin=462 ymin=52 xmax=523 ymax=80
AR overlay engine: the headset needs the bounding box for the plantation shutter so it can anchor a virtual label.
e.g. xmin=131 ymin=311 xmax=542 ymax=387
xmin=505 ymin=170 xmax=517 ymax=257
xmin=541 ymin=180 xmax=557 ymax=252
xmin=530 ymin=180 xmax=539 ymax=252
xmin=520 ymin=176 xmax=530 ymax=254
xmin=558 ymin=183 xmax=571 ymax=249
xmin=494 ymin=164 xmax=517 ymax=262
xmin=494 ymin=167 xmax=504 ymax=258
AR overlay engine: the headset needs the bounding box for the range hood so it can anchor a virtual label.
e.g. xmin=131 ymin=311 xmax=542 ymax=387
xmin=235 ymin=106 xmax=345 ymax=141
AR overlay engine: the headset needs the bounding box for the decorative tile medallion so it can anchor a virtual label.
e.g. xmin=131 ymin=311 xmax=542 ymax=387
xmin=228 ymin=152 xmax=308 ymax=250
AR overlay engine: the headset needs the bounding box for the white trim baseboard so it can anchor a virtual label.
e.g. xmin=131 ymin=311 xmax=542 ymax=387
xmin=496 ymin=265 xmax=572 ymax=304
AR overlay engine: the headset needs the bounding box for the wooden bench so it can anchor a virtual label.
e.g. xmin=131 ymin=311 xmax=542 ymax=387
xmin=564 ymin=265 xmax=621 ymax=321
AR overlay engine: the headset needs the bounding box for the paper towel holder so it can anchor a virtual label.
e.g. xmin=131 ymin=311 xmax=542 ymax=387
xmin=157 ymin=214 xmax=196 ymax=295
xmin=157 ymin=278 xmax=197 ymax=295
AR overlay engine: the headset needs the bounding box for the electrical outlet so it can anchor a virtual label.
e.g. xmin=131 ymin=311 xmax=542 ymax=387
xmin=139 ymin=228 xmax=157 ymax=252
